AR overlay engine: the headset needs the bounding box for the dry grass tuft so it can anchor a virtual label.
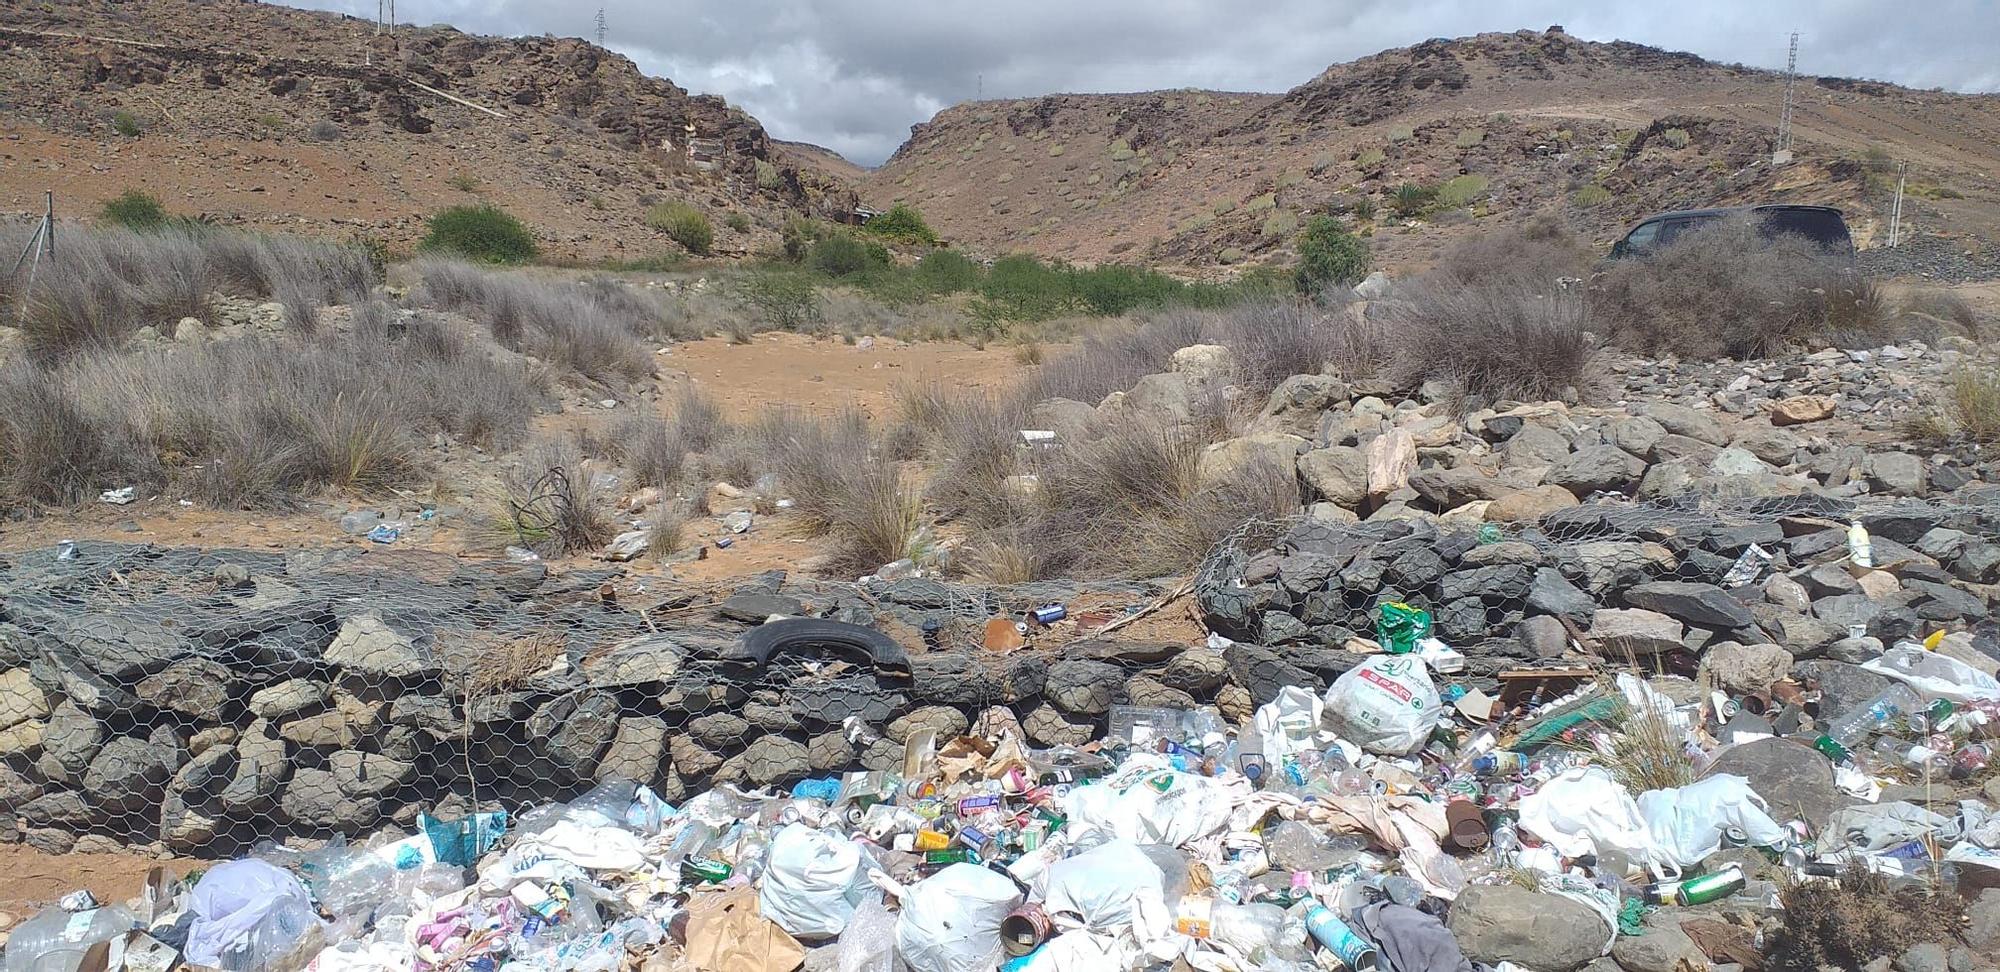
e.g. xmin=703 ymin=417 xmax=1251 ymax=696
xmin=1767 ymin=867 xmax=1966 ymax=972
xmin=489 ymin=438 xmax=616 ymax=558
xmin=1386 ymin=280 xmax=1598 ymax=407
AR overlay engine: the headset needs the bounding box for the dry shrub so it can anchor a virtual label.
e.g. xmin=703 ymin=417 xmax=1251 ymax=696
xmin=894 ymin=386 xmax=1030 ymax=530
xmin=746 ymin=408 xmax=874 ymax=534
xmin=646 ymin=509 xmax=688 ymax=559
xmin=1018 ymin=310 xmax=1207 ymax=407
xmin=1898 ymin=289 xmax=1983 ymax=337
xmin=1593 ymin=220 xmax=1894 ymax=358
xmin=1567 ymin=699 xmax=1694 ymax=793
xmin=492 ymin=438 xmax=615 ymax=557
xmin=1202 ymin=300 xmax=1346 ymax=397
xmin=1909 ymin=368 xmax=2000 ymax=444
xmin=1386 ymin=279 xmax=1598 ymax=407
xmin=824 ymin=468 xmax=925 ymax=573
xmin=1767 ymin=867 xmax=1966 ymax=972
xmin=1433 ymin=214 xmax=1593 ymax=291
xmin=1036 ymin=422 xmax=1297 ymax=577
xmin=0 ymin=317 xmax=538 ymax=511
xmin=10 ymin=226 xmax=374 ymax=357
xmin=610 ymin=388 xmax=725 ymax=491
xmin=409 ymin=257 xmax=656 ymax=384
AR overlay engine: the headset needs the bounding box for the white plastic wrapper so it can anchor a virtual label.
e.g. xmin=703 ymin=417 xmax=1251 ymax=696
xmin=1040 ymin=840 xmax=1165 ymax=931
xmin=1519 ymin=767 xmax=1679 ymax=880
xmin=1251 ymin=685 xmax=1326 ymax=761
xmin=1322 ymin=655 xmax=1446 ymax=755
xmin=894 ymin=863 xmax=1022 ymax=972
xmin=1062 ymin=763 xmax=1233 ymax=849
xmin=1636 ymin=774 xmax=1787 ymax=868
xmin=1861 ymin=644 xmax=2000 ymax=703
xmin=759 ymin=823 xmax=870 ymax=939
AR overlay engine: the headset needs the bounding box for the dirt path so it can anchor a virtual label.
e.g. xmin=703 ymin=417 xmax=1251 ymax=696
xmin=662 ymin=330 xmax=1031 ymax=421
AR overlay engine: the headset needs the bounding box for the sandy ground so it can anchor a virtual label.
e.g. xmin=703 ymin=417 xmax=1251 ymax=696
xmin=0 ymin=845 xmax=174 ymax=921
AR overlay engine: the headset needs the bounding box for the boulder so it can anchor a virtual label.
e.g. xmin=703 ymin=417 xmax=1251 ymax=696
xmin=1609 ymin=921 xmax=1705 ymax=972
xmin=220 ymin=719 xmax=289 ymax=813
xmin=329 ymin=750 xmax=416 ymax=799
xmin=1622 ymin=581 xmax=1753 ymax=630
xmin=1546 ymin=446 xmax=1646 ymax=497
xmin=280 ymin=767 xmax=381 ymax=831
xmin=0 ymin=668 xmax=49 ymax=730
xmin=1704 ymin=737 xmax=1842 ymax=828
xmin=1699 ymin=642 xmax=1794 ymax=694
xmin=1022 ymin=702 xmax=1096 ymax=747
xmin=1731 ymin=427 xmax=1802 ymax=465
xmin=1169 ymin=343 xmax=1236 ymax=381
xmin=1527 ymin=569 xmax=1597 ymax=624
xmin=887 ymin=705 xmax=970 ymax=743
xmin=1770 ymin=395 xmax=1836 ymax=426
xmin=1864 ymin=452 xmax=1928 ymax=496
xmin=1198 ymin=433 xmax=1306 ymax=492
xmin=1045 ymin=659 xmax=1123 ymax=716
xmin=39 ymin=703 xmax=107 ymax=784
xmin=1638 ymin=402 xmax=1729 ymax=445
xmin=1608 ymin=415 xmax=1667 ymax=459
xmin=1590 ymin=609 xmax=1685 ymax=655
xmin=737 ymin=736 xmax=810 ymax=788
xmin=82 ymin=736 xmax=178 ymax=811
xmin=248 ymin=678 xmax=329 ymax=721
xmin=1568 ymin=541 xmax=1677 ymax=596
xmin=1448 ymin=885 xmax=1608 ymax=971
xmin=1255 ymin=374 xmax=1349 ymax=437
xmin=1500 ymin=425 xmax=1572 ymax=468
xmin=1297 ymin=447 xmax=1370 ymax=507
xmin=1484 ymin=484 xmax=1578 ymax=524
xmin=1409 ymin=466 xmax=1514 ymax=507
xmin=324 ymin=613 xmax=435 ymax=680
xmin=135 ymin=658 xmax=235 ymax=721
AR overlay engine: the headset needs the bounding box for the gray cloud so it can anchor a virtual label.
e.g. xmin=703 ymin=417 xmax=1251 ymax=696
xmin=282 ymin=1 xmax=2000 ymax=166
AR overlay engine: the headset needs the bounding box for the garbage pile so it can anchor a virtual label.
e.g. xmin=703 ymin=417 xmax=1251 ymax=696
xmin=8 ymin=608 xmax=1999 ymax=972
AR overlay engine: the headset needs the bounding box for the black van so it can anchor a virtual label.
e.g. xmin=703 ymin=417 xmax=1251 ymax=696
xmin=1609 ymin=205 xmax=1854 ymax=260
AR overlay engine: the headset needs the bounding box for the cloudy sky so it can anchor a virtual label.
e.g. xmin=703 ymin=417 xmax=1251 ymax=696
xmin=281 ymin=1 xmax=2000 ymax=166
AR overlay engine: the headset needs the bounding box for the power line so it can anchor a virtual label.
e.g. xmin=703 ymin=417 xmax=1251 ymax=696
xmin=595 ymin=8 xmax=608 ymax=46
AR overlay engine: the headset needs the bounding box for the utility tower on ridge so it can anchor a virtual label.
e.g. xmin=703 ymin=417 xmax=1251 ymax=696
xmin=596 ymin=8 xmax=609 ymax=46
xmin=1773 ymin=30 xmax=1798 ymax=165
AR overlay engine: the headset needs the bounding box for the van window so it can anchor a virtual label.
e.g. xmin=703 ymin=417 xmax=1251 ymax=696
xmin=1622 ymin=220 xmax=1662 ymax=251
xmin=1656 ymin=215 xmax=1719 ymax=245
xmin=1757 ymin=208 xmax=1853 ymax=252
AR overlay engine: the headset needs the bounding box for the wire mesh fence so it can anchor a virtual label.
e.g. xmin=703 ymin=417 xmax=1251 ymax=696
xmin=1 ymin=489 xmax=1997 ymax=858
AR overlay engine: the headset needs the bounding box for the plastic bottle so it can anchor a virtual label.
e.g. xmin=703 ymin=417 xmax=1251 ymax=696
xmin=1819 ymin=683 xmax=1921 ymax=754
xmin=1210 ymin=901 xmax=1289 ymax=955
xmin=1870 ymin=737 xmax=1949 ymax=774
xmin=1848 ymin=522 xmax=1873 ymax=568
xmin=3 ymin=904 xmax=140 ymax=972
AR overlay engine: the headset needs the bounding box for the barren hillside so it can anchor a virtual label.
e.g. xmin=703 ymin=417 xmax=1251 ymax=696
xmin=0 ymin=0 xmax=856 ymax=260
xmin=867 ymin=28 xmax=2000 ymax=275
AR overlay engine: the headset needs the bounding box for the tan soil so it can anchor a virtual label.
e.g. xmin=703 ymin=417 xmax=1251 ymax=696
xmin=0 ymin=845 xmax=172 ymax=920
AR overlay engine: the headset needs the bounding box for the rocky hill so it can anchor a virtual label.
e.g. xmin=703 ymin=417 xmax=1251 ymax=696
xmin=0 ymin=0 xmax=857 ymax=260
xmin=866 ymin=28 xmax=2000 ymax=275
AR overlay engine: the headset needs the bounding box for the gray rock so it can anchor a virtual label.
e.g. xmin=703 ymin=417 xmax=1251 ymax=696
xmin=1022 ymin=702 xmax=1096 ymax=747
xmin=1699 ymin=642 xmax=1793 ymax=694
xmin=1609 ymin=921 xmax=1703 ymax=972
xmin=1591 ymin=609 xmax=1685 ymax=655
xmin=329 ymin=750 xmax=415 ymax=799
xmin=1704 ymin=737 xmax=1841 ymax=828
xmin=18 ymin=790 xmax=94 ymax=828
xmin=909 ymin=652 xmax=1001 ymax=706
xmin=738 ymin=736 xmax=810 ymax=788
xmin=1624 ymin=581 xmax=1753 ymax=630
xmin=689 ymin=712 xmax=751 ymax=748
xmin=1609 ymin=415 xmax=1667 ymax=458
xmin=1569 ymin=541 xmax=1676 ymax=596
xmin=1045 ymin=659 xmax=1123 ymax=715
xmin=0 ymin=668 xmax=49 ymax=730
xmin=888 ymin=705 xmax=969 ymax=743
xmin=1897 ymin=943 xmax=1949 ymax=972
xmin=220 ymin=719 xmax=288 ymax=813
xmin=1257 ymin=374 xmax=1350 ymax=438
xmin=1966 ymin=888 xmax=2000 ymax=951
xmin=1865 ymin=452 xmax=1928 ymax=496
xmin=82 ymin=736 xmax=178 ymax=811
xmin=51 ymin=614 xmax=191 ymax=681
xmin=1125 ymin=674 xmax=1198 ymax=710
xmin=1439 ymin=565 xmax=1534 ymax=603
xmin=1763 ymin=574 xmax=1811 ymax=613
xmin=281 ymin=767 xmax=381 ymax=831
xmin=1730 ymin=427 xmax=1801 ymax=465
xmin=596 ymin=716 xmax=670 ymax=786
xmin=248 ymin=678 xmax=329 ymax=721
xmin=533 ymin=692 xmax=620 ymax=776
xmin=1638 ymin=402 xmax=1729 ymax=445
xmin=324 ymin=613 xmax=435 ymax=680
xmin=0 ymin=760 xmax=45 ymax=806
xmin=1435 ymin=598 xmax=1493 ymax=642
xmin=1458 ymin=541 xmax=1542 ymax=568
xmin=1298 ymin=447 xmax=1370 ymax=507
xmin=1655 ymin=433 xmax=1723 ymax=466
xmin=1516 ymin=615 xmax=1570 ymax=658
xmin=1501 ymin=425 xmax=1572 ymax=468
xmin=136 ymin=658 xmax=236 ymax=721
xmin=1952 ymin=541 xmax=2000 ymax=584
xmin=1447 ymin=885 xmax=1607 ymax=971
xmin=1814 ymin=593 xmax=1883 ymax=632
xmin=1158 ymin=648 xmax=1229 ymax=694
xmin=669 ymin=734 xmax=726 ymax=778
xmin=1409 ymin=466 xmax=1514 ymax=507
xmin=389 ymin=695 xmax=459 ymax=737
xmin=807 ymin=731 xmax=854 ymax=774
xmin=582 ymin=634 xmax=685 ymax=688
xmin=718 ymin=593 xmax=806 ymax=621
xmin=38 ymin=703 xmax=107 ymax=785
xmin=1528 ymin=568 xmax=1598 ymax=624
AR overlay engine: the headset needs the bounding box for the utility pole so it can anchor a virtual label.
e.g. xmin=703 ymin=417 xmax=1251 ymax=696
xmin=368 ymin=0 xmax=396 ymax=66
xmin=9 ymin=193 xmax=55 ymax=323
xmin=1773 ymin=30 xmax=1798 ymax=165
xmin=595 ymin=8 xmax=608 ymax=46
xmin=1888 ymin=161 xmax=1909 ymax=248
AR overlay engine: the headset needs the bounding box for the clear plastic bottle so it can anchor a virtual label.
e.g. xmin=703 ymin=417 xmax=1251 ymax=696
xmin=1823 ymin=683 xmax=1921 ymax=749
xmin=1870 ymin=737 xmax=1949 ymax=773
xmin=1211 ymin=901 xmax=1289 ymax=954
xmin=3 ymin=904 xmax=140 ymax=972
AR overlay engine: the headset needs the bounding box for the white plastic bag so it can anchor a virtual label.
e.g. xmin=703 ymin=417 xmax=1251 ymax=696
xmin=186 ymin=859 xmax=326 ymax=970
xmin=1636 ymin=774 xmax=1786 ymax=868
xmin=1040 ymin=840 xmax=1164 ymax=931
xmin=1518 ymin=767 xmax=1678 ymax=880
xmin=1251 ymin=685 xmax=1325 ymax=761
xmin=895 ymin=863 xmax=1022 ymax=972
xmin=759 ymin=824 xmax=869 ymax=939
xmin=835 ymin=891 xmax=897 ymax=972
xmin=1862 ymin=644 xmax=2000 ymax=703
xmin=1062 ymin=760 xmax=1233 ymax=849
xmin=1322 ymin=655 xmax=1445 ymax=755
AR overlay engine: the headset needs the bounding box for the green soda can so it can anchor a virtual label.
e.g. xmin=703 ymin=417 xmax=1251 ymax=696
xmin=1645 ymin=863 xmax=1745 ymax=906
xmin=924 ymin=848 xmax=976 ymax=866
xmin=680 ymin=856 xmax=733 ymax=885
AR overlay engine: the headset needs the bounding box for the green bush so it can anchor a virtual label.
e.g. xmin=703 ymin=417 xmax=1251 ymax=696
xmin=111 ymin=111 xmax=144 ymax=137
xmin=754 ymin=160 xmax=782 ymax=189
xmin=1355 ymin=148 xmax=1386 ymax=168
xmin=781 ymin=218 xmax=826 ymax=261
xmin=733 ymin=270 xmax=822 ymax=330
xmin=725 ymin=212 xmax=752 ymax=233
xmin=809 ymin=233 xmax=890 ymax=278
xmin=914 ymin=249 xmax=980 ymax=294
xmin=646 ymin=202 xmax=714 ymax=255
xmin=1434 ymin=174 xmax=1489 ymax=210
xmin=418 ymin=204 xmax=538 ymax=264
xmin=977 ymin=254 xmax=1080 ymax=322
xmin=1351 ymin=197 xmax=1378 ymax=223
xmin=862 ymin=204 xmax=938 ymax=246
xmin=1293 ymin=215 xmax=1369 ymax=295
xmin=1455 ymin=128 xmax=1485 ymax=148
xmin=99 ymin=190 xmax=170 ymax=230
xmin=1661 ymin=127 xmax=1692 ymax=149
xmin=1390 ymin=183 xmax=1436 ymax=218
